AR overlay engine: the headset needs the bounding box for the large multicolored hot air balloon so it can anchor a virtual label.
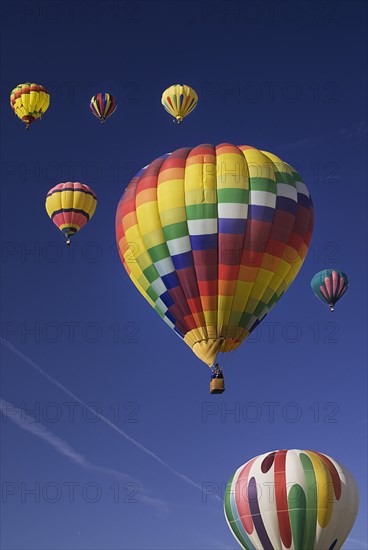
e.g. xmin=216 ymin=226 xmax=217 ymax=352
xmin=161 ymin=84 xmax=198 ymax=123
xmin=10 ymin=83 xmax=50 ymax=129
xmin=90 ymin=93 xmax=117 ymax=123
xmin=311 ymin=269 xmax=348 ymax=312
xmin=115 ymin=144 xmax=314 ymax=391
xmin=45 ymin=182 xmax=97 ymax=245
xmin=224 ymin=449 xmax=359 ymax=550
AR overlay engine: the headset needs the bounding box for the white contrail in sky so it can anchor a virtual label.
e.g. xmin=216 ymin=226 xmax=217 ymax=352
xmin=0 ymin=397 xmax=125 ymax=474
xmin=0 ymin=397 xmax=168 ymax=512
xmin=1 ymin=338 xmax=222 ymax=502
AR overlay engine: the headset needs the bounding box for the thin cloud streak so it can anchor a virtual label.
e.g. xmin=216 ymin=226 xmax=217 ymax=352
xmin=1 ymin=397 xmax=89 ymax=466
xmin=0 ymin=397 xmax=168 ymax=512
xmin=278 ymin=121 xmax=367 ymax=150
xmin=1 ymin=338 xmax=222 ymax=503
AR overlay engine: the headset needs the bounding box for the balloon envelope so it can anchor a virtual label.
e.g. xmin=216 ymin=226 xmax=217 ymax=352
xmin=10 ymin=83 xmax=50 ymax=128
xmin=224 ymin=449 xmax=359 ymax=550
xmin=161 ymin=84 xmax=198 ymax=123
xmin=116 ymin=144 xmax=314 ymax=367
xmin=90 ymin=92 xmax=117 ymax=123
xmin=311 ymin=269 xmax=348 ymax=311
xmin=45 ymin=182 xmax=97 ymax=244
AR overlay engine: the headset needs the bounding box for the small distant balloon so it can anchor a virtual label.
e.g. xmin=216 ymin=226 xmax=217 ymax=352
xmin=90 ymin=93 xmax=117 ymax=123
xmin=10 ymin=83 xmax=50 ymax=129
xmin=161 ymin=84 xmax=198 ymax=123
xmin=45 ymin=182 xmax=97 ymax=245
xmin=311 ymin=269 xmax=348 ymax=311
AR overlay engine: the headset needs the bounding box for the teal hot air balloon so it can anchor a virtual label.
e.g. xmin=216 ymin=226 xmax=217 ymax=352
xmin=311 ymin=269 xmax=348 ymax=311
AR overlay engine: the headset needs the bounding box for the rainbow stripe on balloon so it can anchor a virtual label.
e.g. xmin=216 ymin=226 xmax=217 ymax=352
xmin=116 ymin=144 xmax=314 ymax=368
xmin=224 ymin=449 xmax=359 ymax=550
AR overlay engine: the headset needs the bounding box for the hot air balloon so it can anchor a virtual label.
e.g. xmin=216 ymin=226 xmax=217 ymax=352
xmin=10 ymin=83 xmax=50 ymax=129
xmin=90 ymin=93 xmax=117 ymax=123
xmin=224 ymin=449 xmax=359 ymax=550
xmin=161 ymin=84 xmax=198 ymax=123
xmin=311 ymin=270 xmax=348 ymax=312
xmin=115 ymin=144 xmax=314 ymax=392
xmin=46 ymin=182 xmax=97 ymax=245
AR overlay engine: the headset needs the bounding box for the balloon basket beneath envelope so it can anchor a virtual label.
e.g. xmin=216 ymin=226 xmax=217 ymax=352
xmin=210 ymin=377 xmax=225 ymax=394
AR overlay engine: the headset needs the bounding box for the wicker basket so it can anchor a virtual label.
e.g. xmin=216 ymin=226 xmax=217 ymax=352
xmin=210 ymin=378 xmax=225 ymax=394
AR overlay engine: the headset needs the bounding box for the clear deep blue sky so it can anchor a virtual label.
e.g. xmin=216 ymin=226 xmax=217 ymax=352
xmin=0 ymin=1 xmax=367 ymax=549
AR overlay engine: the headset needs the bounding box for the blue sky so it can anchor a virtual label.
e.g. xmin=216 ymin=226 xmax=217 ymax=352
xmin=0 ymin=1 xmax=367 ymax=548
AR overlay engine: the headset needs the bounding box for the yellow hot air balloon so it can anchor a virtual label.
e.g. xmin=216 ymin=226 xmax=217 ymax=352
xmin=161 ymin=84 xmax=198 ymax=123
xmin=10 ymin=83 xmax=50 ymax=129
xmin=45 ymin=182 xmax=97 ymax=245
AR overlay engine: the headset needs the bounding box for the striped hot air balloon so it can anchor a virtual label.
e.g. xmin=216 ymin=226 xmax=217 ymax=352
xmin=45 ymin=182 xmax=97 ymax=245
xmin=161 ymin=84 xmax=198 ymax=123
xmin=311 ymin=270 xmax=348 ymax=312
xmin=10 ymin=83 xmax=50 ymax=129
xmin=90 ymin=92 xmax=117 ymax=123
xmin=115 ymin=144 xmax=314 ymax=392
xmin=224 ymin=449 xmax=359 ymax=550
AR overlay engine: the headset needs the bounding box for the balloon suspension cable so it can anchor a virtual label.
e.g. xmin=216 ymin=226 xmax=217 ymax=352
xmin=211 ymin=363 xmax=223 ymax=377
